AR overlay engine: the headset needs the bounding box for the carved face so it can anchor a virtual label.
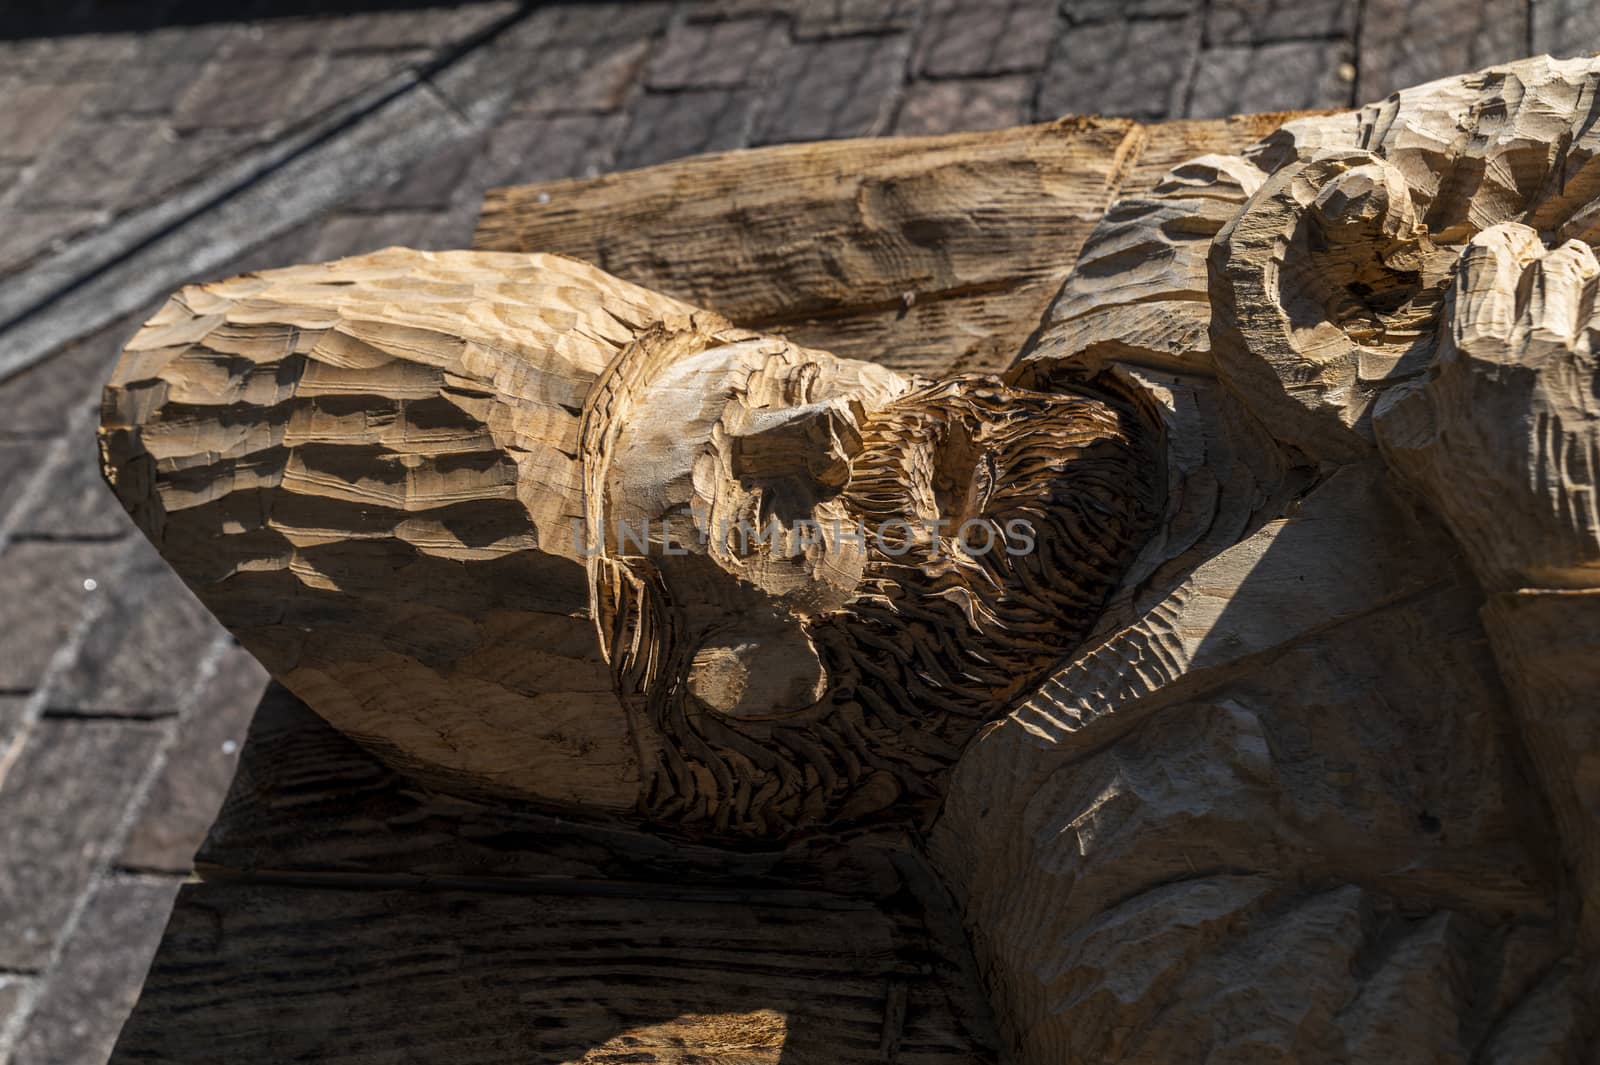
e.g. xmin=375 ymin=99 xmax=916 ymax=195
xmin=585 ymin=331 xmax=1160 ymax=838
xmin=101 ymin=250 xmax=1158 ymax=841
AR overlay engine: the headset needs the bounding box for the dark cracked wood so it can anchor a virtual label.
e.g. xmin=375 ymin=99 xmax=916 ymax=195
xmin=114 ymin=684 xmax=1000 ymax=1065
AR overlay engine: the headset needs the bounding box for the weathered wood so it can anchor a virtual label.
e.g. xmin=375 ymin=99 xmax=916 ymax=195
xmin=97 ymin=252 xmax=711 ymax=817
xmin=1377 ymin=223 xmax=1600 ymax=946
xmin=111 ymin=683 xmax=998 ymax=1064
xmin=198 ymin=683 xmax=912 ymax=902
xmin=936 ymin=55 xmax=1600 ymax=1061
xmin=100 ymin=247 xmax=1161 ymax=839
xmin=103 ymin=56 xmax=1600 ymax=1065
xmin=112 ymin=880 xmax=995 ymax=1065
xmin=473 ymin=115 xmax=1303 ymax=377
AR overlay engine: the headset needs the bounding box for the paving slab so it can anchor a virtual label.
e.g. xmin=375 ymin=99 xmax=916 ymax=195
xmin=617 ymin=89 xmax=755 ymax=167
xmin=0 ymin=541 xmax=125 ymax=692
xmin=15 ymin=117 xmax=172 ymax=212
xmin=1205 ymin=0 xmax=1357 ymax=43
xmin=120 ymin=644 xmax=269 ymax=875
xmin=0 ymin=696 xmax=28 ymax=754
xmin=0 ymin=440 xmax=50 ymax=528
xmin=305 ymin=205 xmax=481 ymax=261
xmin=1533 ymin=0 xmax=1600 ymax=56
xmin=1358 ymin=0 xmax=1530 ymax=101
xmin=755 ymin=33 xmax=914 ymax=143
xmin=8 ymin=875 xmax=181 ymax=1065
xmin=916 ymin=0 xmax=1055 ymax=78
xmin=1189 ymin=39 xmax=1356 ymax=118
xmin=895 ymin=76 xmax=1032 ymax=135
xmin=0 ymin=83 xmax=97 ymax=163
xmin=521 ymin=39 xmax=651 ymax=113
xmin=0 ymin=209 xmax=105 ymax=280
xmin=790 ymin=0 xmax=926 ymax=38
xmin=0 ymin=974 xmax=35 ymax=1057
xmin=0 ymin=717 xmax=166 ymax=970
xmin=352 ymin=131 xmax=491 ymax=212
xmin=1038 ymin=15 xmax=1201 ymax=121
xmin=172 ymin=53 xmax=321 ymax=131
xmin=646 ymin=16 xmax=785 ymax=89
xmin=0 ymin=319 xmax=145 ymax=437
xmin=1061 ymin=0 xmax=1200 ymax=22
xmin=10 ymin=423 xmax=130 ymax=541
xmin=45 ymin=539 xmax=227 ymax=718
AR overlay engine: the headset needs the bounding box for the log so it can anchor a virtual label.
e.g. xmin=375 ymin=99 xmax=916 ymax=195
xmin=473 ymin=113 xmax=1300 ymax=377
xmin=111 ymin=683 xmax=998 ymax=1064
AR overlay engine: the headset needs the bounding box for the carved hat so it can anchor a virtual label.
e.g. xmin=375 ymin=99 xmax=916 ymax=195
xmin=101 ymin=249 xmax=702 ymax=811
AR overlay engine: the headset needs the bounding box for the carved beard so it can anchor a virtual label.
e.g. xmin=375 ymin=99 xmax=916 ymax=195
xmin=609 ymin=377 xmax=1161 ymax=840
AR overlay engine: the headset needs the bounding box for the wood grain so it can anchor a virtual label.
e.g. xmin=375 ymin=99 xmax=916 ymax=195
xmin=112 ymin=880 xmax=995 ymax=1065
xmin=99 ymin=247 xmax=1160 ymax=840
xmin=934 ymin=55 xmax=1600 ymax=1060
xmin=103 ymin=55 xmax=1600 ymax=1065
xmin=197 ymin=683 xmax=918 ymax=904
xmin=474 ymin=116 xmax=1308 ymax=377
xmin=110 ymin=682 xmax=999 ymax=1064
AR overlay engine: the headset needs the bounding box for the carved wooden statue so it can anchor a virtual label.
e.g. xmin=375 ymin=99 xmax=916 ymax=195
xmin=102 ymin=57 xmax=1600 ymax=1063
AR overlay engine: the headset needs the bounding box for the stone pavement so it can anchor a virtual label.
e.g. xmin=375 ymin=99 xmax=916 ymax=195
xmin=0 ymin=1 xmax=1594 ymax=1062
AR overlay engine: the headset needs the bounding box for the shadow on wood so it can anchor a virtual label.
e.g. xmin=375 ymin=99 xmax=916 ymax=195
xmin=111 ymin=686 xmax=999 ymax=1064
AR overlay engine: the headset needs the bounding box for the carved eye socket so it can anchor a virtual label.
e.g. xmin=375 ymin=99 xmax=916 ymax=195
xmin=729 ymin=401 xmax=864 ymax=522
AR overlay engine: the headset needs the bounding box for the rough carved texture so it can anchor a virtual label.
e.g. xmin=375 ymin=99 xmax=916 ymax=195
xmin=101 ymin=248 xmax=1159 ymax=841
xmin=933 ymin=54 xmax=1600 ymax=1063
xmin=103 ymin=55 xmax=1600 ymax=1065
xmin=473 ymin=113 xmax=1296 ymax=376
xmin=1377 ymin=223 xmax=1600 ymax=947
xmin=101 ymin=251 xmax=709 ymax=813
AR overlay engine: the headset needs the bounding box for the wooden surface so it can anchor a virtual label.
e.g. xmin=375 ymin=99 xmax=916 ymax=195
xmin=114 ymin=685 xmax=998 ymax=1064
xmin=111 ymin=57 xmax=1600 ymax=1065
xmin=474 ymin=113 xmax=1300 ymax=377
xmin=935 ymin=56 xmax=1600 ymax=1062
xmin=196 ymin=685 xmax=918 ymax=900
xmin=97 ymin=246 xmax=1159 ymax=839
xmin=115 ymin=882 xmax=983 ymax=1065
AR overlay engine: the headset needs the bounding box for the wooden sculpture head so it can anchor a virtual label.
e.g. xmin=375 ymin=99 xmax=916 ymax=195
xmin=589 ymin=330 xmax=1159 ymax=834
xmin=100 ymin=249 xmax=1159 ymax=839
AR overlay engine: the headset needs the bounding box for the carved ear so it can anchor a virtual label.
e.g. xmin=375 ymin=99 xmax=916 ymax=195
xmin=1208 ymin=148 xmax=1460 ymax=462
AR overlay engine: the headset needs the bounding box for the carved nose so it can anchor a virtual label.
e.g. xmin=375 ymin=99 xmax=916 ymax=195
xmin=729 ymin=400 xmax=864 ymax=493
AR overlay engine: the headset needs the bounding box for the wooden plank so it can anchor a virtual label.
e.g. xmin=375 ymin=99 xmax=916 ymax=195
xmin=121 ymin=685 xmax=1000 ymax=1063
xmin=473 ymin=113 xmax=1314 ymax=376
xmin=111 ymin=880 xmax=995 ymax=1064
xmin=198 ymin=684 xmax=917 ymax=903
